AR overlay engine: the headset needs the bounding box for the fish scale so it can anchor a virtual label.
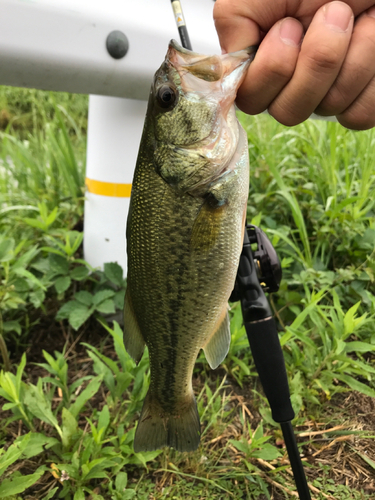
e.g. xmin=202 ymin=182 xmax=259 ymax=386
xmin=124 ymin=40 xmax=255 ymax=452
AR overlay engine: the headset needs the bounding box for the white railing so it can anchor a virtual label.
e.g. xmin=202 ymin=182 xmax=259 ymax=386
xmin=0 ymin=0 xmax=333 ymax=273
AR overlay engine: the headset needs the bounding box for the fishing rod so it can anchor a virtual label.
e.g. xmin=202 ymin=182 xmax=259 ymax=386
xmin=170 ymin=0 xmax=192 ymax=51
xmin=170 ymin=3 xmax=312 ymax=499
xmin=230 ymin=225 xmax=312 ymax=500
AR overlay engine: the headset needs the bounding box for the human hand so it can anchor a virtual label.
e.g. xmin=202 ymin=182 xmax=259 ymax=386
xmin=214 ymin=0 xmax=375 ymax=130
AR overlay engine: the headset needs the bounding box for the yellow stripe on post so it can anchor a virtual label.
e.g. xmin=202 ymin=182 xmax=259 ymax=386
xmin=85 ymin=178 xmax=132 ymax=197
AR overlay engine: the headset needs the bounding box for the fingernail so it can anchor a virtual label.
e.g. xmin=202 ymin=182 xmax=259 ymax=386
xmin=366 ymin=6 xmax=375 ymax=18
xmin=324 ymin=1 xmax=353 ymax=32
xmin=279 ymin=18 xmax=303 ymax=47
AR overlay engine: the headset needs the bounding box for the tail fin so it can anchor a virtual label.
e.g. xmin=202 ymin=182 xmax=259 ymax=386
xmin=134 ymin=391 xmax=201 ymax=453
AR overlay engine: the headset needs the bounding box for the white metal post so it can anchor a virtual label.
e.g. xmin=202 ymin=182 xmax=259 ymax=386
xmin=84 ymin=96 xmax=147 ymax=272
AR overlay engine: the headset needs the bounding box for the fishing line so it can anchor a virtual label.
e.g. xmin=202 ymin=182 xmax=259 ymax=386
xmin=169 ymin=3 xmax=311 ymax=499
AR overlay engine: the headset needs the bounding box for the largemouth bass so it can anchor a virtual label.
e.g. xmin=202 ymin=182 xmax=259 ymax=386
xmin=124 ymin=40 xmax=255 ymax=452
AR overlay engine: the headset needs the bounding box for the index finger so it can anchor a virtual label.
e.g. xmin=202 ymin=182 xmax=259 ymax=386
xmin=213 ymin=0 xmax=261 ymax=52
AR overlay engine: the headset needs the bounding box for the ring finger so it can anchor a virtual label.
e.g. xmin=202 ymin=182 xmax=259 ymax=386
xmin=316 ymin=8 xmax=375 ymax=116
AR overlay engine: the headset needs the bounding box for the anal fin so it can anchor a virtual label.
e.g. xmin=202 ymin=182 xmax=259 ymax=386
xmin=203 ymin=310 xmax=231 ymax=369
xmin=123 ymin=289 xmax=145 ymax=363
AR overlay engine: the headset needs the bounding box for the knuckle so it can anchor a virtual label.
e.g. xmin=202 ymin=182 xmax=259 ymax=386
xmin=338 ymin=104 xmax=375 ymax=130
xmin=213 ymin=0 xmax=241 ymax=21
xmin=213 ymin=0 xmax=226 ymax=21
xmin=268 ymin=100 xmax=307 ymax=127
xmin=317 ymin=86 xmax=347 ymax=115
xmin=354 ymin=16 xmax=375 ymax=50
xmin=305 ymin=45 xmax=343 ymax=74
xmin=266 ymin=56 xmax=296 ymax=81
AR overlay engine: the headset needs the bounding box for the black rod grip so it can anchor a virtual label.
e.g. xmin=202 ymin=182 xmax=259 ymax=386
xmin=244 ymin=316 xmax=295 ymax=423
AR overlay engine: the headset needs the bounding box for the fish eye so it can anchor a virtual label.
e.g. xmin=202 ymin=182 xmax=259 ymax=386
xmin=156 ymin=84 xmax=178 ymax=109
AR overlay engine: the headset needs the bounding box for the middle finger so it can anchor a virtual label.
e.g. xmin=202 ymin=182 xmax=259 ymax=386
xmin=268 ymin=1 xmax=354 ymax=126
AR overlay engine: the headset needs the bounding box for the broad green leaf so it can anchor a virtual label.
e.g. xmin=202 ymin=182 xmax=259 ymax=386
xmin=46 ymin=206 xmax=59 ymax=226
xmin=114 ymin=289 xmax=126 ymax=310
xmin=0 ymin=433 xmax=30 ymax=476
xmin=104 ymin=262 xmax=124 ymax=287
xmin=92 ymin=289 xmax=116 ymax=306
xmin=65 ymin=231 xmax=83 ymax=256
xmin=62 ymin=408 xmax=79 ymax=449
xmin=100 ymin=321 xmax=128 ymax=372
xmin=115 ymin=371 xmax=133 ymax=396
xmin=345 ymin=341 xmax=375 ymax=353
xmin=289 ymin=288 xmax=327 ymax=331
xmin=115 ymin=471 xmax=128 ymax=491
xmin=86 ymin=350 xmax=116 ymax=395
xmin=54 ymin=275 xmax=71 ymax=294
xmin=29 ymin=288 xmax=45 ymax=308
xmin=0 ymin=238 xmax=14 ymax=262
xmin=251 ymin=443 xmax=282 ymax=460
xmin=14 ymin=267 xmax=47 ymax=290
xmin=12 ymin=244 xmax=39 ymax=269
xmin=56 ymin=300 xmax=78 ymax=320
xmin=42 ymin=350 xmax=63 ymax=375
xmin=70 ymin=265 xmax=89 ymax=281
xmin=73 ymin=488 xmax=86 ymax=500
xmin=69 ymin=304 xmax=94 ymax=330
xmin=0 ymin=466 xmax=45 ymax=497
xmin=127 ymin=450 xmax=161 ymax=468
xmin=74 ymin=290 xmax=93 ymax=306
xmin=335 ymin=339 xmax=346 ymax=355
xmin=81 ymin=457 xmax=116 ymax=480
xmin=23 ymin=217 xmax=46 ymax=230
xmin=2 ymin=402 xmax=18 ymax=411
xmin=48 ymin=253 xmax=69 ymax=274
xmin=230 ymin=355 xmax=250 ymax=376
xmin=0 ymin=372 xmax=19 ymax=403
xmin=69 ymin=375 xmax=103 ymax=418
xmin=3 ymin=320 xmax=22 ymax=336
xmin=95 ymin=299 xmax=116 ymax=314
xmin=23 ymin=385 xmax=62 ymax=438
xmin=98 ymin=405 xmax=110 ymax=434
xmin=13 ymin=432 xmax=58 ymax=459
xmin=352 ymin=448 xmax=375 ymax=470
xmin=13 ymin=277 xmax=29 ymax=292
xmin=229 ymin=439 xmax=249 ymax=455
xmin=122 ymin=491 xmax=137 ymax=499
xmin=31 ymin=257 xmax=50 ymax=274
xmin=41 ymin=487 xmax=59 ymax=500
xmin=83 ymin=343 xmax=120 ymax=375
xmin=335 ymin=374 xmax=375 ymax=398
xmin=343 ymin=301 xmax=361 ymax=336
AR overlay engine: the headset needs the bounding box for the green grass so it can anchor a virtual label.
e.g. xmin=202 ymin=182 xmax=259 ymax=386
xmin=0 ymin=87 xmax=374 ymax=499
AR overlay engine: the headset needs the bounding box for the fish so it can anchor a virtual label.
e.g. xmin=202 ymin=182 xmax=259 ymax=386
xmin=124 ymin=40 xmax=255 ymax=453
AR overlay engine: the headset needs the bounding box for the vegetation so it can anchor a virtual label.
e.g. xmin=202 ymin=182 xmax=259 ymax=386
xmin=0 ymin=86 xmax=374 ymax=499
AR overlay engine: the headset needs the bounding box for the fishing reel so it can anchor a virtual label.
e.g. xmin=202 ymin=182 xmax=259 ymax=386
xmin=247 ymin=225 xmax=282 ymax=293
xmin=230 ymin=224 xmax=282 ymax=310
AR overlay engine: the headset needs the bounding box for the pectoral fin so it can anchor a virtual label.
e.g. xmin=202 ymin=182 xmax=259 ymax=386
xmin=123 ymin=290 xmax=145 ymax=363
xmin=190 ymin=196 xmax=226 ymax=253
xmin=203 ymin=310 xmax=231 ymax=369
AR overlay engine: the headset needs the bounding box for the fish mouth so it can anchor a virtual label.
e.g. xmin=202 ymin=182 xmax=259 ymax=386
xmin=166 ymin=39 xmax=257 ymax=102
